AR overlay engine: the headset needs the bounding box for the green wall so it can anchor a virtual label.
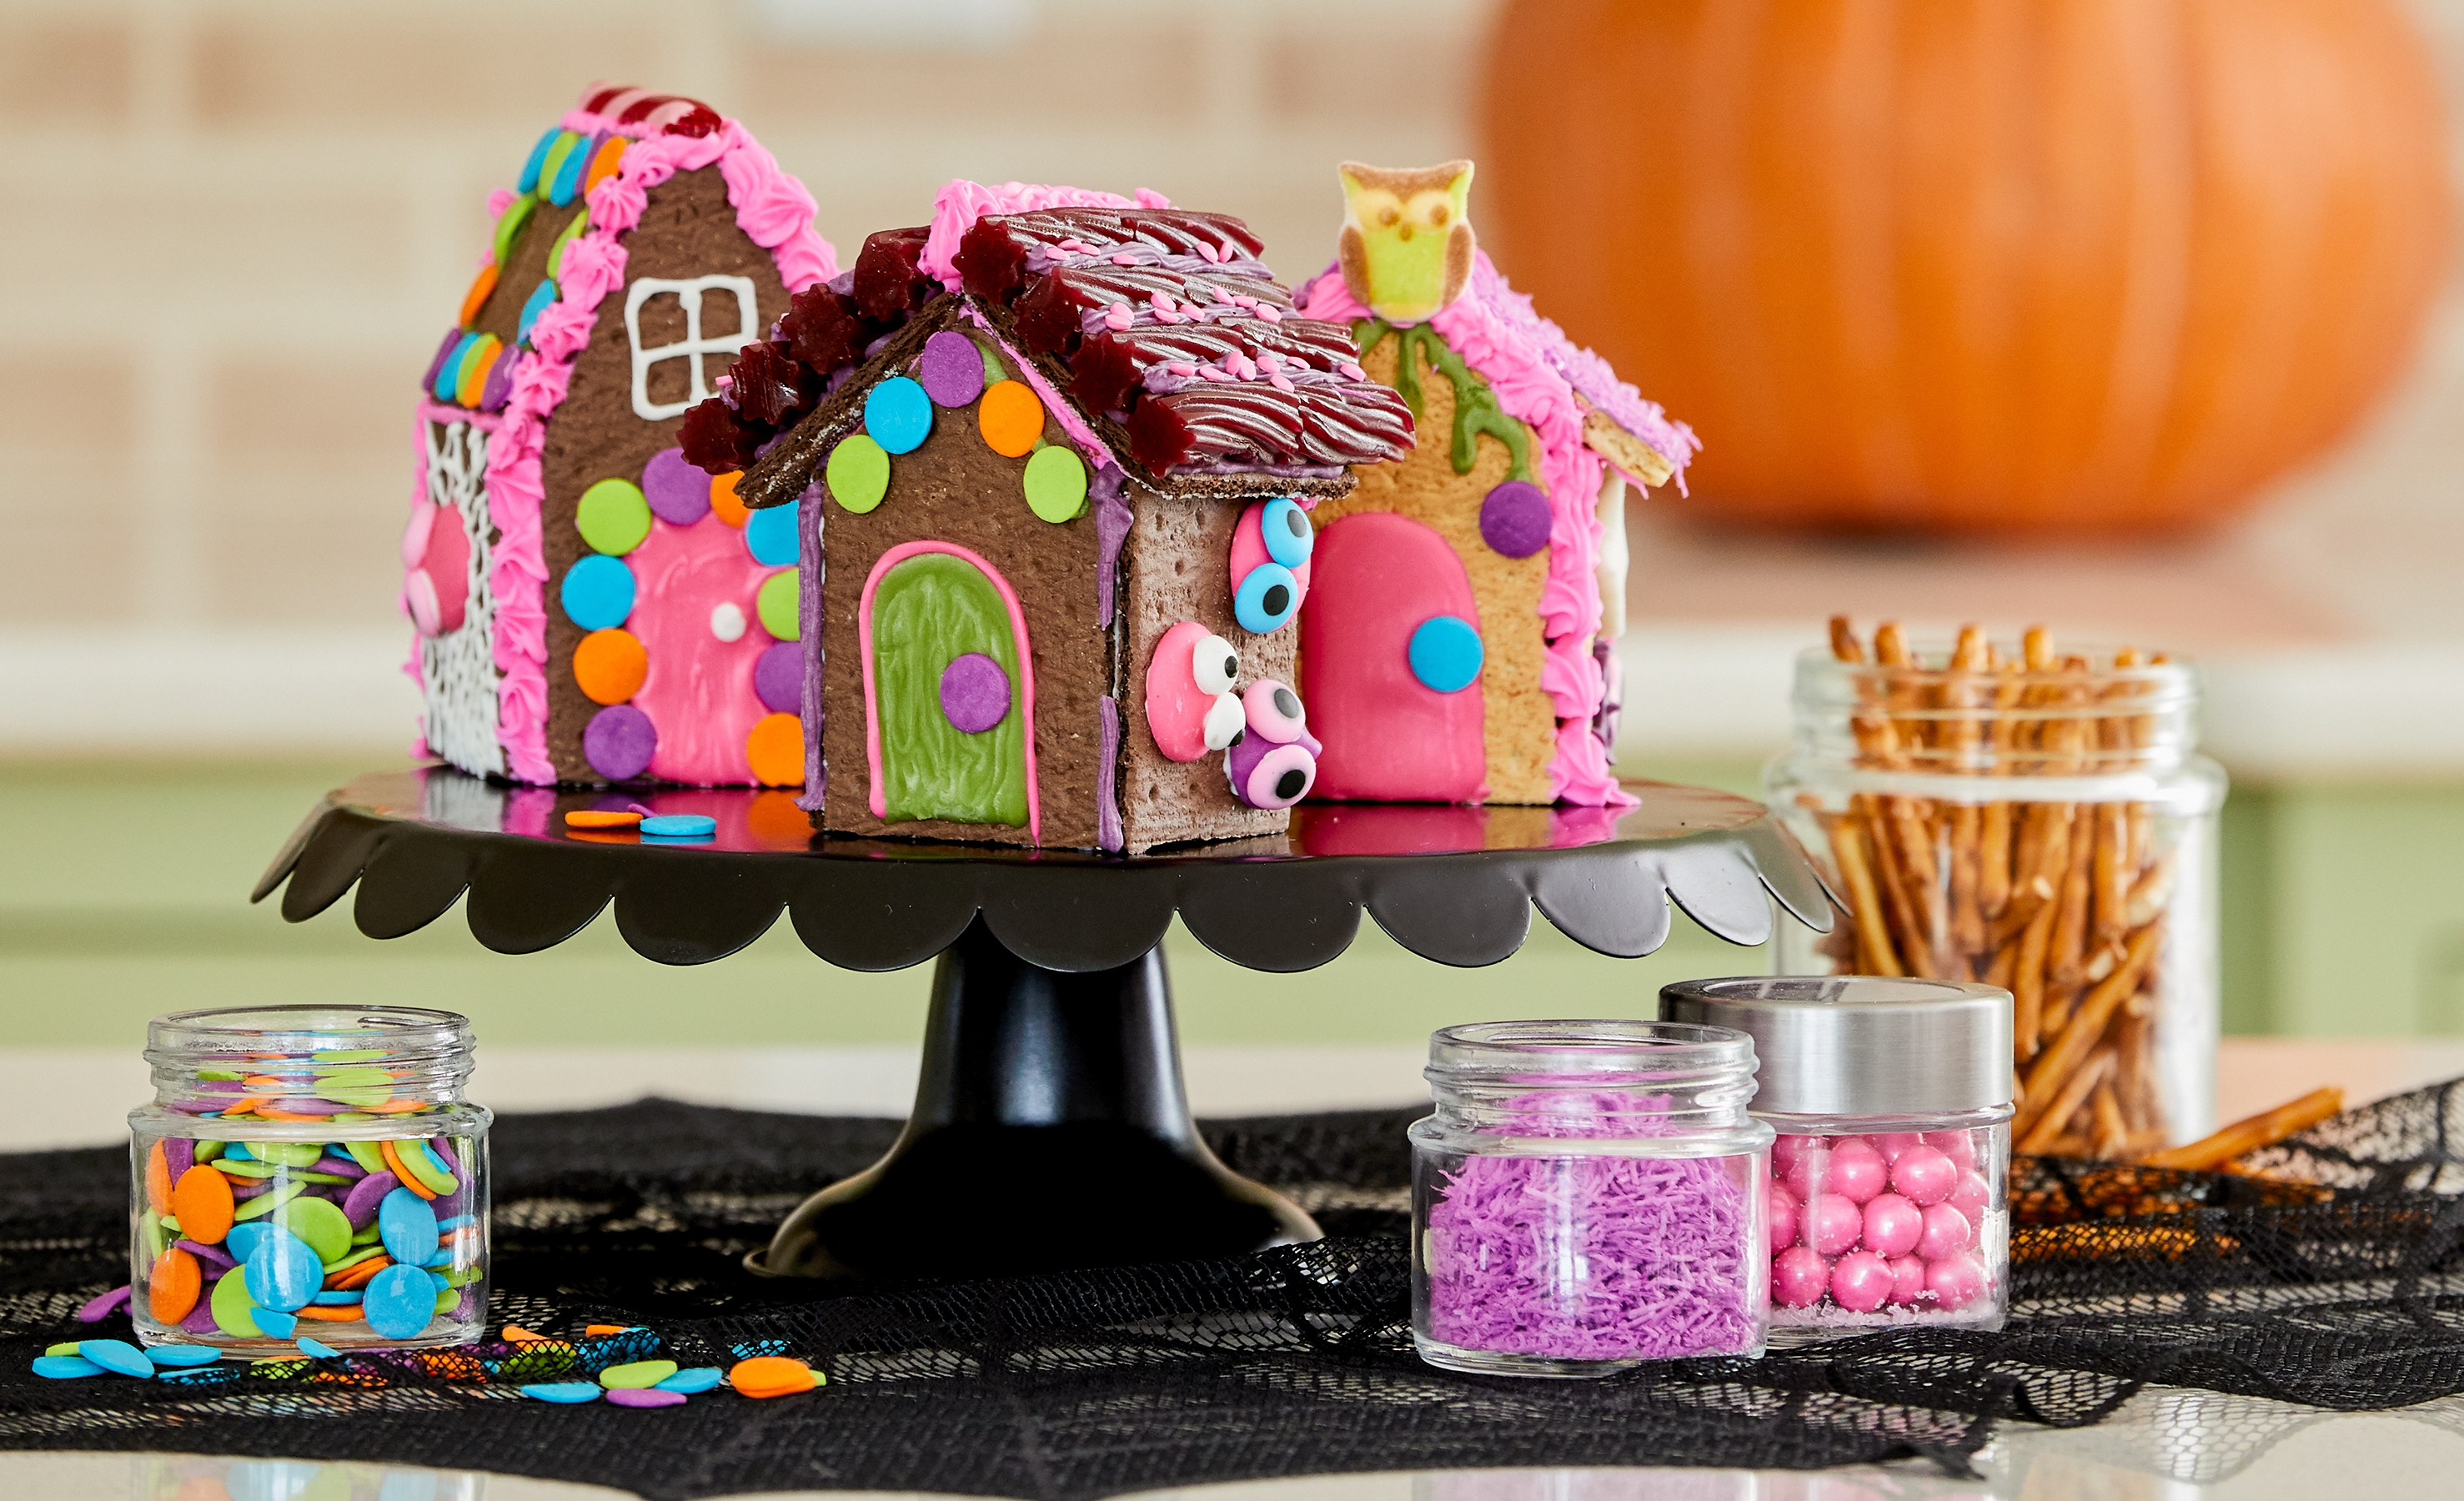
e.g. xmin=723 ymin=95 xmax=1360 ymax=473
xmin=4 ymin=756 xmax=2458 ymax=1047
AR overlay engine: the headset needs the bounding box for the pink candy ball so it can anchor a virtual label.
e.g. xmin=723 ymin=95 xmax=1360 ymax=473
xmin=1890 ymin=1144 xmax=1959 ymax=1207
xmin=1948 ymin=1171 xmax=1994 ymax=1224
xmin=1782 ymin=1147 xmax=1832 ymax=1203
xmin=1922 ymin=1129 xmax=1979 ymax=1176
xmin=1869 ymin=1132 xmax=1924 ymax=1163
xmin=1765 ymin=1181 xmax=1799 ymax=1254
xmin=1859 ymin=1192 xmax=1923 ymax=1258
xmin=1917 ymin=1203 xmax=1974 ymax=1261
xmin=1829 ymin=1250 xmax=1894 ymax=1313
xmin=1886 ymin=1254 xmax=1929 ymax=1306
xmin=1809 ymin=1192 xmax=1863 ymax=1256
xmin=1824 ymin=1139 xmax=1889 ymax=1203
xmin=1773 ymin=1245 xmax=1829 ymax=1308
xmin=1925 ymin=1252 xmax=1990 ymax=1311
xmin=1771 ymin=1133 xmax=1827 ymax=1177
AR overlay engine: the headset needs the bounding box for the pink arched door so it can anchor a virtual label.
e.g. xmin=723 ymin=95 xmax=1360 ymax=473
xmin=1300 ymin=511 xmax=1486 ymax=802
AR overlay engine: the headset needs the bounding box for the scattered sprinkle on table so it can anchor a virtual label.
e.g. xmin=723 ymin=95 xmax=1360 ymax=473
xmin=521 ymin=1381 xmax=604 ymax=1403
xmin=599 ymin=1358 xmax=678 ymax=1389
xmin=639 ymin=815 xmax=717 ymax=839
xmin=564 ymin=811 xmax=642 ymax=829
xmin=607 ymin=1387 xmax=687 ymax=1409
xmin=728 ymin=1355 xmax=821 ymax=1398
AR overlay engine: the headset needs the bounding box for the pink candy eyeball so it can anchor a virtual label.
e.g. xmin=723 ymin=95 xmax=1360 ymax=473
xmin=1824 ymin=1138 xmax=1888 ymax=1203
xmin=1925 ymin=1252 xmax=1990 ymax=1311
xmin=1829 ymin=1249 xmax=1894 ymax=1313
xmin=1764 ymin=1181 xmax=1799 ymax=1255
xmin=1948 ymin=1171 xmax=1994 ymax=1224
xmin=1771 ymin=1133 xmax=1828 ymax=1177
xmin=1917 ymin=1203 xmax=1973 ymax=1261
xmin=1809 ymin=1192 xmax=1862 ymax=1257
xmin=1859 ymin=1192 xmax=1922 ymax=1258
xmin=1782 ymin=1147 xmax=1832 ymax=1203
xmin=1772 ymin=1245 xmax=1829 ymax=1309
xmin=1922 ymin=1129 xmax=1979 ymax=1176
xmin=1869 ymin=1132 xmax=1924 ymax=1163
xmin=1890 ymin=1144 xmax=1958 ymax=1207
xmin=1241 ymin=679 xmax=1307 ymax=745
xmin=1886 ymin=1254 xmax=1929 ymax=1306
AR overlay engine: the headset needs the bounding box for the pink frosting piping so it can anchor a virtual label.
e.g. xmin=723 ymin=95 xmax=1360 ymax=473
xmin=458 ymin=105 xmax=840 ymax=784
xmin=856 ymin=540 xmax=1041 ymax=844
xmin=1297 ymin=257 xmax=1632 ymax=807
xmin=920 ymin=178 xmax=1172 ymax=292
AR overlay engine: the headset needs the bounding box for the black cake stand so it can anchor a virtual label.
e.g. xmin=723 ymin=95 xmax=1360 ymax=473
xmin=254 ymin=768 xmax=1834 ymax=1282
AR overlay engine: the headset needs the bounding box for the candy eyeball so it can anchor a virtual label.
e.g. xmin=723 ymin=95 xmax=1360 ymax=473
xmin=1202 ymin=690 xmax=1245 ymax=751
xmin=1259 ymin=498 xmax=1313 ymax=568
xmin=1227 ymin=722 xmax=1321 ymax=809
xmin=1191 ymin=632 xmax=1239 ymax=695
xmin=1232 ymin=563 xmax=1301 ymax=635
xmin=1242 ymin=679 xmax=1307 ymax=745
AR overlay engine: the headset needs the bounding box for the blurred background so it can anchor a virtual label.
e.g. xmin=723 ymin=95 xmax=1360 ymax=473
xmin=3 ymin=0 xmax=2460 ymax=1131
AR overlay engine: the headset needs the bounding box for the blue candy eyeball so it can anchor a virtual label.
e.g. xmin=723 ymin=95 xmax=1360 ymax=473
xmin=1233 ymin=563 xmax=1300 ymax=635
xmin=1260 ymin=498 xmax=1313 ymax=567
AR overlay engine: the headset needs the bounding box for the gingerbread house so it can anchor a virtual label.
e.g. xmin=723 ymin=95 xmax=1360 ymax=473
xmin=402 ymin=84 xmax=836 ymax=788
xmin=683 ymin=180 xmax=1415 ymax=851
xmin=1292 ymin=162 xmax=1699 ymax=806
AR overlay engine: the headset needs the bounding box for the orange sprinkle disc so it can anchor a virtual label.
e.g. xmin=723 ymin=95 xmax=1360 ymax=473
xmin=728 ymin=1355 xmax=820 ymax=1398
xmin=458 ymin=263 xmax=499 ymax=329
xmin=293 ymin=1303 xmax=369 ymax=1322
xmin=380 ymin=1140 xmax=439 ymax=1200
xmin=149 ymin=1247 xmax=202 ymax=1323
xmin=565 ymin=809 xmax=644 ymax=830
xmin=583 ymin=1323 xmax=633 ymax=1337
xmin=455 ymin=334 xmax=503 ymax=407
xmin=977 ymin=380 xmax=1045 ymax=458
xmin=572 ymin=628 xmax=648 ymax=705
xmin=746 ymin=713 xmax=803 ymax=788
xmin=710 ymin=470 xmax=749 ymax=528
xmin=144 ymin=1141 xmax=173 ymax=1214
xmin=502 ymin=1324 xmax=544 ymax=1343
xmin=583 ymin=137 xmax=628 ymax=199
xmin=171 ymin=1165 xmax=234 ymax=1246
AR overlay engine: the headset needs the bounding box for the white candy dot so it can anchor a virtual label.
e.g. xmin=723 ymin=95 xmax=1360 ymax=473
xmin=710 ymin=602 xmax=747 ymax=642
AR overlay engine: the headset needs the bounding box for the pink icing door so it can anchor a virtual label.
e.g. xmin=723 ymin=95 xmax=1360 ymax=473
xmin=1301 ymin=511 xmax=1485 ymax=802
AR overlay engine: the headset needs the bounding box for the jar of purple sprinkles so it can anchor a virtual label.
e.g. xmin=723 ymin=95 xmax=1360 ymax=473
xmin=1408 ymin=1020 xmax=1773 ymax=1377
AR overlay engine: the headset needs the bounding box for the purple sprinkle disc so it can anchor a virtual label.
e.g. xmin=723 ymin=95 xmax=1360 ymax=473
xmin=163 ymin=1138 xmax=195 ymax=1179
xmin=584 ymin=705 xmax=657 ymax=781
xmin=607 ymin=1386 xmax=689 ymax=1409
xmin=641 ymin=447 xmax=712 ymax=526
xmin=754 ymin=641 xmax=803 ymax=714
xmin=1478 ymin=480 xmax=1552 ymax=560
xmin=938 ymin=653 xmax=1010 ymax=734
xmin=344 ymin=1171 xmax=400 ymax=1228
xmin=917 ymin=330 xmax=986 ymax=409
xmin=77 ymin=1286 xmax=131 ymax=1323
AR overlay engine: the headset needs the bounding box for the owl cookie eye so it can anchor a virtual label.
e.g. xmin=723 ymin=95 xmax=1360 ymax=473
xmin=1378 ymin=205 xmax=1399 ymax=227
xmin=1233 ymin=563 xmax=1301 ymax=635
xmin=1259 ymin=498 xmax=1313 ymax=568
xmin=1242 ymin=679 xmax=1306 ymax=745
xmin=1202 ymin=690 xmax=1246 ymax=751
xmin=1192 ymin=632 xmax=1239 ymax=695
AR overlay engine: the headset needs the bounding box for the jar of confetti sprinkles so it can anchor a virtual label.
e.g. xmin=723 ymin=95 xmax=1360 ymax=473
xmin=128 ymin=1007 xmax=489 ymax=1355
xmin=1408 ymin=1020 xmax=1772 ymax=1377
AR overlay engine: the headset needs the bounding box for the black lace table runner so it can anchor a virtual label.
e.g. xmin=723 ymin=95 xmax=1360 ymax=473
xmin=3 ymin=1086 xmax=2461 ymax=1501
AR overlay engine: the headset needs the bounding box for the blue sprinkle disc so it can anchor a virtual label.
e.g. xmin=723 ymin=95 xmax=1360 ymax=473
xmin=515 ymin=126 xmax=561 ymax=195
xmin=379 ymin=1188 xmax=442 ymax=1269
xmin=522 ymin=1381 xmax=605 ymax=1403
xmin=640 ymin=814 xmax=716 ymax=838
xmin=295 ymin=1337 xmax=341 ymax=1360
xmin=517 ymin=278 xmax=560 ymax=347
xmin=561 ymin=555 xmax=637 ymax=631
xmin=143 ymin=1344 xmax=221 ymax=1368
xmin=32 ymin=1356 xmax=104 ymax=1379
xmin=1408 ymin=615 xmax=1484 ymax=695
xmin=744 ymin=502 xmax=799 ymax=566
xmin=655 ymin=1366 xmax=725 ymax=1393
xmin=224 ymin=1222 xmax=269 ymax=1263
xmin=313 ymin=1290 xmax=364 ymax=1305
xmin=77 ymin=1339 xmax=154 ymax=1378
xmin=362 ymin=1264 xmax=440 ymax=1341
xmin=863 ymin=376 xmax=933 ymax=454
xmin=253 ymin=1308 xmax=299 ymax=1339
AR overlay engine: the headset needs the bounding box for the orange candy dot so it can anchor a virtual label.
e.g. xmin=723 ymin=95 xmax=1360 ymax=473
xmin=746 ymin=713 xmax=804 ymax=787
xmin=380 ymin=1140 xmax=439 ymax=1200
xmin=582 ymin=136 xmax=628 ymax=199
xmin=144 ymin=1141 xmax=173 ymax=1214
xmin=977 ymin=380 xmax=1045 ymax=458
xmin=564 ymin=809 xmax=642 ymax=829
xmin=170 ymin=1164 xmax=234 ymax=1246
xmin=149 ymin=1247 xmax=202 ymax=1324
xmin=710 ymin=470 xmax=749 ymax=528
xmin=572 ymin=628 xmax=647 ymax=705
xmin=458 ymin=263 xmax=499 ymax=329
xmin=455 ymin=334 xmax=502 ymax=407
xmin=729 ymin=1355 xmax=820 ymax=1398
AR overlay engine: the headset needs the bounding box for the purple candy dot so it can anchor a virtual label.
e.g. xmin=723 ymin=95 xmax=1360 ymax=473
xmin=916 ymin=330 xmax=986 ymax=409
xmin=479 ymin=346 xmax=517 ymax=413
xmin=938 ymin=653 xmax=1010 ymax=734
xmin=175 ymin=1239 xmax=236 ymax=1273
xmin=163 ymin=1137 xmax=195 ymax=1180
xmin=754 ymin=642 xmax=803 ymax=714
xmin=178 ymin=1299 xmax=222 ymax=1335
xmin=420 ymin=327 xmax=462 ymax=393
xmin=1478 ymin=480 xmax=1551 ymax=559
xmin=641 ymin=447 xmax=711 ymax=526
xmin=78 ymin=1286 xmax=132 ymax=1323
xmin=584 ymin=705 xmax=657 ymax=781
xmin=607 ymin=1386 xmax=688 ymax=1408
xmin=345 ymin=1172 xmax=401 ymax=1229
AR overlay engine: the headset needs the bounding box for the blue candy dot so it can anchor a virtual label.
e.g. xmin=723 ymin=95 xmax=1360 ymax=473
xmin=517 ymin=279 xmax=560 ymax=347
xmin=295 ymin=1337 xmax=341 ymax=1360
xmin=1233 ymin=563 xmax=1301 ymax=635
xmin=655 ymin=1366 xmax=725 ymax=1393
xmin=863 ymin=376 xmax=933 ymax=455
xmin=640 ymin=813 xmax=717 ymax=839
xmin=1408 ymin=615 xmax=1484 ymax=694
xmin=1260 ymin=498 xmax=1313 ymax=568
xmin=253 ymin=1308 xmax=299 ymax=1339
xmin=243 ymin=1227 xmax=323 ymax=1314
xmin=432 ymin=333 xmax=480 ymax=402
xmin=546 ymin=133 xmax=590 ymax=208
xmin=745 ymin=503 xmax=799 ymax=566
xmin=224 ymin=1222 xmax=268 ymax=1263
xmin=379 ymin=1187 xmax=441 ymax=1268
xmin=32 ymin=1356 xmax=104 ymax=1379
xmin=78 ymin=1340 xmax=154 ymax=1378
xmin=523 ymin=1381 xmax=605 ymax=1403
xmin=146 ymin=1344 xmax=221 ymax=1368
xmin=515 ymin=126 xmax=561 ymax=194
xmin=362 ymin=1264 xmax=440 ymax=1341
xmin=561 ymin=555 xmax=636 ymax=630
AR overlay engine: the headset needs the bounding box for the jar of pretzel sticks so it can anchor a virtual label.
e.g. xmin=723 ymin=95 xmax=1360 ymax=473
xmin=1765 ymin=620 xmax=2226 ymax=1157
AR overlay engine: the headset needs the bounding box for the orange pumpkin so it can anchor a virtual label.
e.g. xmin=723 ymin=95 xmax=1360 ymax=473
xmin=1482 ymin=0 xmax=2453 ymax=534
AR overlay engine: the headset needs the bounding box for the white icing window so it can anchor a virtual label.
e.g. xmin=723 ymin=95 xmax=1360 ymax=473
xmin=625 ymin=275 xmax=760 ymax=421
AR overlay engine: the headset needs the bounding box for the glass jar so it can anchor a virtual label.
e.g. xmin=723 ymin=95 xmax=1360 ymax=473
xmin=1408 ymin=1020 xmax=1773 ymax=1377
xmin=130 ymin=1006 xmax=489 ymax=1354
xmin=1766 ymin=634 xmax=2226 ymax=1151
xmin=1660 ymin=976 xmax=2013 ymax=1342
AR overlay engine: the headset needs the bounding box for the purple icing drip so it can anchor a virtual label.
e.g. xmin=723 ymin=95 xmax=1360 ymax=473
xmin=1479 ymin=480 xmax=1552 ymax=559
xmin=1592 ymin=638 xmax=1621 ymax=752
xmin=1097 ymin=695 xmax=1122 ymax=853
xmin=584 ymin=705 xmax=657 ymax=781
xmin=917 ymin=329 xmax=986 ymax=407
xmin=795 ymin=489 xmax=826 ymax=814
xmin=754 ymin=641 xmax=803 ymax=714
xmin=641 ymin=447 xmax=711 ymax=525
xmin=938 ymin=653 xmax=1011 ymax=734
xmin=1091 ymin=461 xmax=1131 ymax=628
xmin=1423 ymin=1092 xmax=1757 ymax=1361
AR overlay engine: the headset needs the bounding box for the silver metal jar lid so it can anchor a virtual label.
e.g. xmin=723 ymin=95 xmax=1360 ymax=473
xmin=1656 ymin=976 xmax=2014 ymax=1117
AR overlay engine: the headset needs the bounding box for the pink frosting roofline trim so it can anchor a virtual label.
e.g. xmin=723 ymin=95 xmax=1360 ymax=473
xmin=921 ymin=179 xmax=1172 ymax=293
xmin=461 ymin=108 xmax=841 ymax=785
xmin=856 ymin=541 xmax=1041 ymax=845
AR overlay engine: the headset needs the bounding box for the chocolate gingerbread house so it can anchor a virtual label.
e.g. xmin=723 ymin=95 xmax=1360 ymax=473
xmin=403 ymin=84 xmax=836 ymax=788
xmin=683 ymin=181 xmax=1415 ymax=851
xmin=1292 ymin=162 xmax=1698 ymax=806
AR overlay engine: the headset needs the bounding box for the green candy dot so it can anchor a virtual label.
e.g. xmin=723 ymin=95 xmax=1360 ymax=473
xmin=277 ymin=1197 xmax=354 ymax=1263
xmin=341 ymin=1140 xmax=389 ymax=1174
xmin=545 ymin=207 xmax=590 ymax=279
xmin=826 ymin=434 xmax=890 ymax=514
xmin=577 ymin=479 xmax=652 ymax=555
xmin=196 ymin=1141 xmax=226 ymax=1162
xmin=256 ymin=1142 xmax=324 ymax=1167
xmin=758 ymin=570 xmax=800 ymax=642
xmin=1022 ymin=444 xmax=1088 ymax=523
xmin=312 ymin=1050 xmax=385 ymax=1064
xmin=600 ymin=1359 xmax=680 ymax=1390
xmin=492 ymin=192 xmax=536 ymax=269
xmin=234 ymin=1180 xmax=306 ymax=1222
xmin=197 ymin=1069 xmax=243 ymax=1082
xmin=210 ymin=1268 xmax=264 ymax=1338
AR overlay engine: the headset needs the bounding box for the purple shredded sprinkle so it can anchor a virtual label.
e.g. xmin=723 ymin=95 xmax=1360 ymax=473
xmin=1424 ymin=1091 xmax=1755 ymax=1361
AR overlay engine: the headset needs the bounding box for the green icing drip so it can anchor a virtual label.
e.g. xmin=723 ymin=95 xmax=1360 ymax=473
xmin=1353 ymin=319 xmax=1534 ymax=484
xmin=871 ymin=552 xmax=1029 ymax=828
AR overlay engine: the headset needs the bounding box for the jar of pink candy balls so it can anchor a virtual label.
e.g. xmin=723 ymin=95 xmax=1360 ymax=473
xmin=1659 ymin=977 xmax=2012 ymax=1343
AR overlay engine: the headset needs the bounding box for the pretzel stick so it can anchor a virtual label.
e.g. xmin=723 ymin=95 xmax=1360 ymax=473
xmin=1827 ymin=817 xmax=1903 ymax=977
xmin=2018 ymin=919 xmax=2162 ymax=1137
xmin=2091 ymin=1079 xmax=2130 ymax=1159
xmin=2020 ymin=1048 xmax=2115 ymax=1154
xmin=2140 ymin=1087 xmax=2346 ymax=1171
xmin=2011 ymin=896 xmax=2058 ymax=1062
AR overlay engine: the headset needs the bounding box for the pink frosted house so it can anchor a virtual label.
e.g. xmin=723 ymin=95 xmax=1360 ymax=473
xmin=402 ymin=84 xmax=836 ymax=787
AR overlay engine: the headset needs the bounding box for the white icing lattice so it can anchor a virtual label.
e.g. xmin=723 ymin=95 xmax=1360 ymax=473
xmin=418 ymin=419 xmax=505 ymax=777
xmin=625 ymin=275 xmax=760 ymax=420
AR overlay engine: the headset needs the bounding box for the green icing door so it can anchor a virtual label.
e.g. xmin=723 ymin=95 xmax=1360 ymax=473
xmin=866 ymin=550 xmax=1030 ymax=828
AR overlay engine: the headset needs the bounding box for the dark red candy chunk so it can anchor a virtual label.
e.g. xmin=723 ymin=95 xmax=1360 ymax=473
xmin=678 ymin=398 xmax=767 ymax=475
xmin=853 ymin=228 xmax=935 ymax=322
xmin=728 ymin=340 xmax=817 ymax=427
xmin=1126 ymin=396 xmax=1200 ymax=476
xmin=778 ymin=284 xmax=867 ymax=375
xmin=953 ymin=217 xmax=1036 ymax=307
xmin=663 ymin=103 xmax=721 ymax=138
